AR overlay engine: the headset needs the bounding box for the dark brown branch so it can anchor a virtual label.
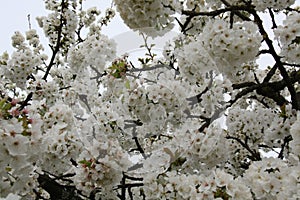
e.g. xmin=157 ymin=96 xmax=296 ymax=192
xmin=18 ymin=92 xmax=33 ymax=111
xmin=186 ymin=71 xmax=214 ymax=106
xmin=119 ymin=172 xmax=126 ymax=200
xmin=180 ymin=4 xmax=251 ymax=33
xmin=282 ymin=62 xmax=300 ymax=68
xmin=182 ymin=6 xmax=250 ymax=20
xmin=116 ymin=183 xmax=144 ymax=189
xmin=37 ymin=173 xmax=83 ymax=200
xmin=250 ymin=9 xmax=299 ymax=110
xmin=258 ymin=49 xmax=271 ymax=55
xmin=268 ymin=8 xmax=277 ymax=29
xmin=177 ymin=0 xmax=254 ymax=37
xmin=117 ymin=172 xmax=143 ymax=200
xmin=232 ymin=82 xmax=256 ymax=89
xmin=278 ymin=135 xmax=293 ymax=159
xmin=285 ymin=7 xmax=300 ymax=13
xmin=220 ymin=0 xmax=252 ymax=21
xmin=43 ymin=0 xmax=66 ymax=80
xmin=123 ymin=173 xmax=143 ymax=181
xmin=198 ymin=70 xmax=300 ymax=131
xmin=256 ymin=85 xmax=287 ymax=106
xmin=27 ymin=14 xmax=32 ymax=30
xmin=263 ymin=64 xmax=278 ymax=83
xmin=226 ymin=135 xmax=261 ymax=161
xmin=132 ymin=136 xmax=147 ymax=159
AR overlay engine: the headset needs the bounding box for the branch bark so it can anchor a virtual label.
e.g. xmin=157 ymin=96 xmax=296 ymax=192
xmin=37 ymin=173 xmax=83 ymax=200
xmin=43 ymin=0 xmax=66 ymax=81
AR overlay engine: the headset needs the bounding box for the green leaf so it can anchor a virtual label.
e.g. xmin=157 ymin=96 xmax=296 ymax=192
xmin=125 ymin=80 xmax=130 ymax=89
xmin=5 ymin=167 xmax=12 ymax=172
xmin=79 ymin=159 xmax=92 ymax=168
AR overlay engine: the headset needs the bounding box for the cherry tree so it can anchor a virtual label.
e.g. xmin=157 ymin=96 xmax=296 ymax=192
xmin=0 ymin=0 xmax=300 ymax=199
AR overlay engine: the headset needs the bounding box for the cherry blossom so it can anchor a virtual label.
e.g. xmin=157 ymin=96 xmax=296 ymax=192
xmin=0 ymin=0 xmax=299 ymax=199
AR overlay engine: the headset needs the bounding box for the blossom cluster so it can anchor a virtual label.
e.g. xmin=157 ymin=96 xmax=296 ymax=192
xmin=79 ymin=6 xmax=101 ymax=27
xmin=244 ymin=158 xmax=300 ymax=199
xmin=27 ymin=77 xmax=59 ymax=106
xmin=36 ymin=0 xmax=78 ymax=53
xmin=251 ymin=0 xmax=296 ymax=11
xmin=73 ymin=137 xmax=131 ymax=195
xmin=175 ymin=19 xmax=261 ymax=83
xmin=201 ymin=20 xmax=262 ymax=79
xmin=275 ymin=12 xmax=300 ymax=64
xmin=125 ymin=80 xmax=186 ymax=134
xmin=290 ymin=112 xmax=300 ymax=157
xmin=143 ymin=166 xmax=252 ymax=199
xmin=0 ymin=0 xmax=300 ymax=199
xmin=0 ymin=100 xmax=37 ymax=196
xmin=114 ymin=0 xmax=180 ymax=37
xmin=226 ymin=107 xmax=278 ymax=147
xmin=68 ymin=34 xmax=116 ymax=76
xmin=264 ymin=105 xmax=297 ymax=149
xmin=176 ymin=36 xmax=217 ymax=83
xmin=186 ymin=123 xmax=229 ymax=169
xmin=5 ymin=48 xmax=42 ymax=89
xmin=25 ymin=29 xmax=44 ymax=52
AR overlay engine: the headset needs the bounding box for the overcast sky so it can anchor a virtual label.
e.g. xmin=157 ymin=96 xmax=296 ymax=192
xmin=0 ymin=0 xmax=130 ymax=54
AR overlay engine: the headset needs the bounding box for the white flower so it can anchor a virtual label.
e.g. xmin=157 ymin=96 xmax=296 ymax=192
xmin=0 ymin=118 xmax=24 ymax=135
xmin=68 ymin=34 xmax=116 ymax=75
xmin=251 ymin=0 xmax=295 ymax=11
xmin=11 ymin=31 xmax=25 ymax=49
xmin=176 ymin=36 xmax=217 ymax=83
xmin=43 ymin=101 xmax=74 ymax=131
xmin=5 ymin=134 xmax=29 ymax=156
xmin=5 ymin=49 xmax=42 ymax=88
xmin=290 ymin=112 xmax=300 ymax=156
xmin=114 ymin=0 xmax=178 ymax=37
xmin=275 ymin=12 xmax=300 ymax=45
xmin=143 ymin=149 xmax=170 ymax=173
xmin=214 ymin=169 xmax=233 ymax=187
xmin=243 ymin=158 xmax=299 ymax=199
xmin=202 ymin=19 xmax=262 ymax=74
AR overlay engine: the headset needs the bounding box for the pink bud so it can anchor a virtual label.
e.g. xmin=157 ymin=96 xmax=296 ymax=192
xmin=22 ymin=109 xmax=29 ymax=114
xmin=11 ymin=99 xmax=19 ymax=106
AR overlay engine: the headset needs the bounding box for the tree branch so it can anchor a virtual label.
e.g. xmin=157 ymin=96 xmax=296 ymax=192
xmin=43 ymin=0 xmax=66 ymax=80
xmin=182 ymin=5 xmax=251 ymax=20
xmin=37 ymin=173 xmax=83 ymax=200
xmin=268 ymin=8 xmax=277 ymax=29
xmin=250 ymin=9 xmax=299 ymax=110
xmin=116 ymin=172 xmax=143 ymax=200
xmin=278 ymin=135 xmax=293 ymax=159
xmin=225 ymin=135 xmax=261 ymax=161
xmin=198 ymin=70 xmax=300 ymax=131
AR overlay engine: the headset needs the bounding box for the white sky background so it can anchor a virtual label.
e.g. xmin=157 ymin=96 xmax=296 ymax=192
xmin=0 ymin=0 xmax=131 ymax=54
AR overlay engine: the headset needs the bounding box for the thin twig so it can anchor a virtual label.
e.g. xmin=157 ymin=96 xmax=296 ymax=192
xmin=226 ymin=135 xmax=261 ymax=161
xmin=43 ymin=0 xmax=66 ymax=80
xmin=27 ymin=14 xmax=32 ymax=29
xmin=251 ymin=9 xmax=299 ymax=110
xmin=268 ymin=8 xmax=277 ymax=29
